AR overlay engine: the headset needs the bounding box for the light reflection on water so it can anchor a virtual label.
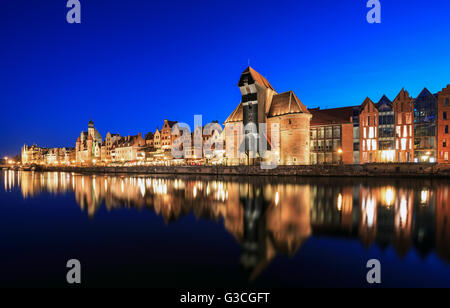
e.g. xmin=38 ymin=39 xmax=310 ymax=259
xmin=2 ymin=170 xmax=450 ymax=284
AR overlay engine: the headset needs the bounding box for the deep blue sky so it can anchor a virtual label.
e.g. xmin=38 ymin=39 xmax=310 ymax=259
xmin=1 ymin=0 xmax=450 ymax=156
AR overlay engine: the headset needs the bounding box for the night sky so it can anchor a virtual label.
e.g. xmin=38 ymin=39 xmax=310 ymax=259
xmin=1 ymin=0 xmax=450 ymax=156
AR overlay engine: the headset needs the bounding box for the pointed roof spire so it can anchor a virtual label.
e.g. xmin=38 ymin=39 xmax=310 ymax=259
xmin=361 ymin=97 xmax=375 ymax=110
xmin=394 ymin=88 xmax=410 ymax=102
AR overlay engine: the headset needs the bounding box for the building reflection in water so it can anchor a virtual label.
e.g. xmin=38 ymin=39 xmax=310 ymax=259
xmin=3 ymin=170 xmax=450 ymax=280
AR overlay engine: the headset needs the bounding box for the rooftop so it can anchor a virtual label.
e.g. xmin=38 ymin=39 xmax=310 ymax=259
xmin=309 ymin=106 xmax=355 ymax=126
xmin=268 ymin=91 xmax=310 ymax=117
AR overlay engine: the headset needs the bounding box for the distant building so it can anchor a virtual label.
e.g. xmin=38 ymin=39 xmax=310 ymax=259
xmin=414 ymin=88 xmax=437 ymax=163
xmin=360 ymin=97 xmax=379 ymax=164
xmin=44 ymin=147 xmax=75 ymax=165
xmin=161 ymin=120 xmax=178 ymax=151
xmin=44 ymin=148 xmax=63 ymax=165
xmin=153 ymin=128 xmax=161 ymax=149
xmin=392 ymin=89 xmax=414 ymax=163
xmin=22 ymin=144 xmax=47 ymax=165
xmin=101 ymin=132 xmax=121 ymax=164
xmin=22 ymin=145 xmax=74 ymax=165
xmin=352 ymin=107 xmax=361 ymax=164
xmin=145 ymin=132 xmax=154 ymax=148
xmin=309 ymin=106 xmax=354 ymax=165
xmin=75 ymin=120 xmax=102 ymax=165
xmin=113 ymin=133 xmax=145 ymax=163
xmin=359 ymin=90 xmax=414 ymax=163
xmin=376 ymin=95 xmax=396 ymax=162
xmin=437 ymin=85 xmax=450 ymax=163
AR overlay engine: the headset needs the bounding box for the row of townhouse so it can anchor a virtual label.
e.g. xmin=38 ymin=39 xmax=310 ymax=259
xmin=22 ymin=145 xmax=75 ymax=165
xmin=225 ymin=67 xmax=450 ymax=166
xmin=21 ymin=67 xmax=450 ymax=166
xmin=307 ymin=86 xmax=450 ymax=165
xmin=71 ymin=119 xmax=224 ymax=166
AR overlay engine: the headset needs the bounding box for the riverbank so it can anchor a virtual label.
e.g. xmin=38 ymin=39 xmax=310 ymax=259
xmin=6 ymin=163 xmax=450 ymax=178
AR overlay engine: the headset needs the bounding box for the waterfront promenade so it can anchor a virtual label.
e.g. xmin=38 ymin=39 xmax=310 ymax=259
xmin=6 ymin=163 xmax=450 ymax=178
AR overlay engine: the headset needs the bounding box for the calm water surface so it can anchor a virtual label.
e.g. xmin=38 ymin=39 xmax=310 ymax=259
xmin=1 ymin=170 xmax=450 ymax=287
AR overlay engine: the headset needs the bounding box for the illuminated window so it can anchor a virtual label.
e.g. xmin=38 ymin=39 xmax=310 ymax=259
xmin=406 ymin=114 xmax=412 ymax=124
xmin=403 ymin=126 xmax=408 ymax=137
xmin=369 ymin=127 xmax=374 ymax=139
xmin=372 ymin=140 xmax=377 ymax=151
xmin=401 ymin=139 xmax=407 ymax=150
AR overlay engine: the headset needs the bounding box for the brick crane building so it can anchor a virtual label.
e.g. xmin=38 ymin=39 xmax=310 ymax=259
xmin=224 ymin=67 xmax=311 ymax=166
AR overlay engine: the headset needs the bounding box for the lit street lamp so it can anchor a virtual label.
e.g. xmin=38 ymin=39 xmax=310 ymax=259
xmin=337 ymin=148 xmax=343 ymax=165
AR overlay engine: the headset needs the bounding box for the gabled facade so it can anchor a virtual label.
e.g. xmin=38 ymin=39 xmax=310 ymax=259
xmin=359 ymin=91 xmax=415 ymax=164
xmin=414 ymin=88 xmax=438 ymax=162
xmin=22 ymin=144 xmax=47 ymax=165
xmin=352 ymin=106 xmax=362 ymax=164
xmin=113 ymin=133 xmax=145 ymax=163
xmin=393 ymin=89 xmax=414 ymax=163
xmin=153 ymin=128 xmax=161 ymax=149
xmin=161 ymin=120 xmax=178 ymax=151
xmin=101 ymin=132 xmax=121 ymax=163
xmin=44 ymin=147 xmax=75 ymax=165
xmin=376 ymin=95 xmax=396 ymax=162
xmin=437 ymin=85 xmax=450 ymax=163
xmin=360 ymin=98 xmax=379 ymax=163
xmin=145 ymin=132 xmax=154 ymax=148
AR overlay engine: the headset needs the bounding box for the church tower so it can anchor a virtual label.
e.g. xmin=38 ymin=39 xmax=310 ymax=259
xmin=88 ymin=119 xmax=95 ymax=139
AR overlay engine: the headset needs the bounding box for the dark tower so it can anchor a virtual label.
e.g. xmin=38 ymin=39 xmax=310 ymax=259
xmin=237 ymin=67 xmax=276 ymax=164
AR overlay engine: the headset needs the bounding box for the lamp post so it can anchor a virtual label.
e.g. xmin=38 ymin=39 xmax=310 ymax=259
xmin=337 ymin=148 xmax=343 ymax=165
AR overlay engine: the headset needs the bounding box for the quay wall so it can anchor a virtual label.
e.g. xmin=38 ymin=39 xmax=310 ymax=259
xmin=12 ymin=163 xmax=450 ymax=178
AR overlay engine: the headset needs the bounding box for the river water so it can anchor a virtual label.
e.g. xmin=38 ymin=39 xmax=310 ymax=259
xmin=1 ymin=170 xmax=449 ymax=287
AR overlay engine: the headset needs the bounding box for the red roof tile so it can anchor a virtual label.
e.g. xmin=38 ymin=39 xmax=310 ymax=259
xmin=224 ymin=102 xmax=244 ymax=124
xmin=309 ymin=106 xmax=354 ymax=126
xmin=268 ymin=91 xmax=310 ymax=117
